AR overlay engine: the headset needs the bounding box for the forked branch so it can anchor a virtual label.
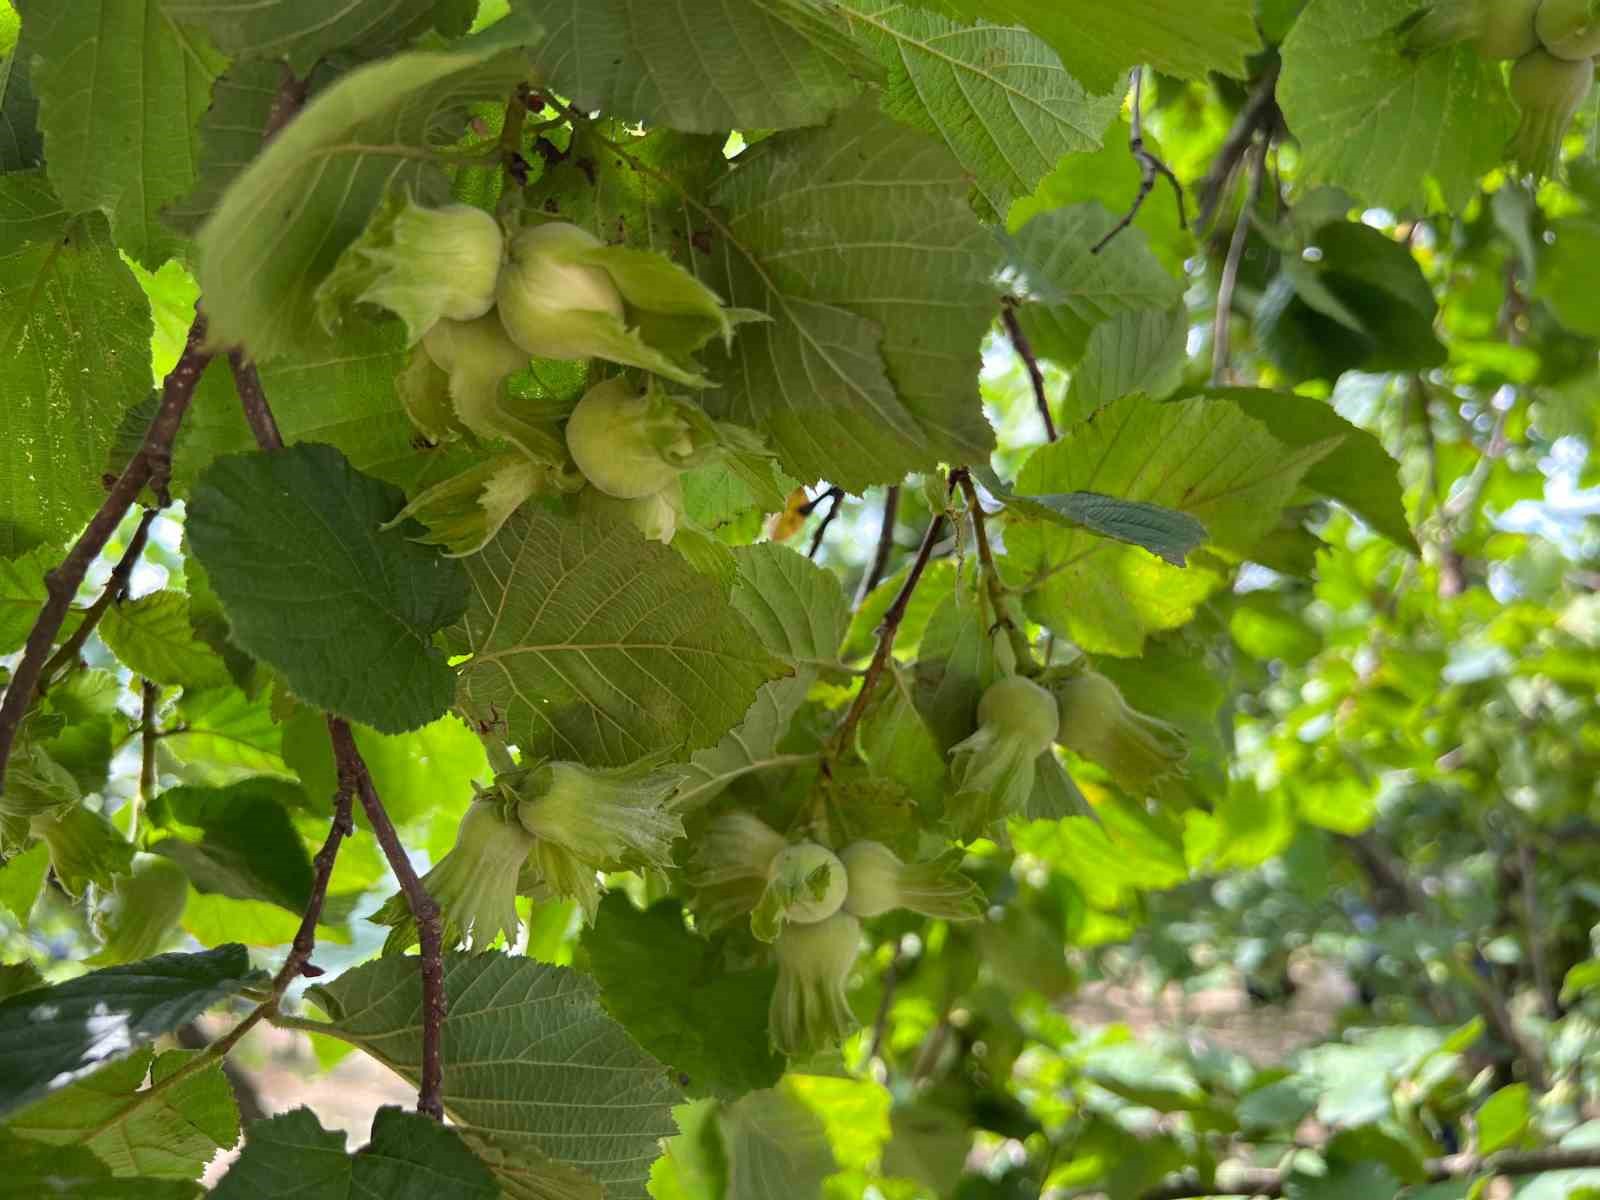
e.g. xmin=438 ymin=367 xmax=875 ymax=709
xmin=1092 ymin=67 xmax=1187 ymax=255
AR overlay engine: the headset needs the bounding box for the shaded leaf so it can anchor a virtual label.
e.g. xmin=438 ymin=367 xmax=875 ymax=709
xmin=151 ymin=780 xmax=315 ymax=912
xmin=161 ymin=0 xmax=476 ymax=71
xmin=101 ymin=590 xmax=231 ymax=689
xmin=976 ymin=465 xmax=1207 ymax=567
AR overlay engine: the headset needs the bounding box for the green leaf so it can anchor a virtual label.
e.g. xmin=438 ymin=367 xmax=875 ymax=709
xmin=160 ymin=685 xmax=294 ymax=785
xmin=1284 ymin=1162 xmax=1401 ymax=1200
xmin=517 ymin=0 xmax=871 ymax=132
xmin=1476 ymin=1083 xmax=1532 ymax=1155
xmin=25 ymin=0 xmax=225 ymax=266
xmin=1062 ymin=304 xmax=1188 ymax=423
xmin=187 ymin=444 xmax=468 ymax=734
xmin=1006 ymin=202 xmax=1183 ymax=366
xmin=673 ymin=676 xmax=815 ymax=812
xmin=975 ymin=465 xmax=1208 ymax=568
xmin=1002 ymin=397 xmax=1338 ymax=656
xmin=454 ymin=509 xmax=786 ymax=766
xmin=5 ymin=1046 xmax=237 ymax=1180
xmin=0 ymin=16 xmax=42 ymax=171
xmin=1201 ymin=388 xmax=1416 ymax=550
xmin=0 ymin=1130 xmax=200 ymax=1198
xmin=101 ymin=590 xmax=231 ymax=689
xmin=0 ymin=944 xmax=260 ymax=1117
xmin=839 ymin=1 xmax=1118 ymax=218
xmin=1278 ymin=0 xmax=1516 ymax=211
xmin=0 ymin=840 xmax=48 ymax=921
xmin=901 ymin=0 xmax=1259 ymax=93
xmin=719 ymin=1085 xmax=836 ymax=1200
xmin=0 ymin=173 xmax=153 ymax=558
xmin=1535 ymin=218 xmax=1600 ymax=337
xmin=843 ymin=557 xmax=957 ymax=664
xmin=0 ymin=545 xmax=51 ymax=654
xmin=161 ymin=0 xmax=476 ymax=71
xmin=0 ymin=962 xmax=44 ymax=1001
xmin=304 ymin=952 xmax=682 ymax=1199
xmin=582 ymin=895 xmax=784 ymax=1101
xmin=729 ymin=543 xmax=850 ymax=665
xmin=193 ymin=43 xmax=531 ymax=361
xmin=211 ymin=1105 xmax=497 ymax=1199
xmin=150 ymin=780 xmax=315 ymax=912
xmin=697 ymin=100 xmax=999 ymax=491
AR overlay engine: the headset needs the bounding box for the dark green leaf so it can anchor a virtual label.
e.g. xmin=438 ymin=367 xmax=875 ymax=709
xmin=187 ymin=444 xmax=468 ymax=734
xmin=161 ymin=0 xmax=475 ymax=71
xmin=0 ymin=1129 xmax=200 ymax=1198
xmin=976 ymin=465 xmax=1207 ymax=567
xmin=582 ymin=896 xmax=784 ymax=1100
xmin=211 ymin=1105 xmax=497 ymax=1199
xmin=151 ymin=780 xmax=315 ymax=912
xmin=0 ymin=944 xmax=261 ymax=1117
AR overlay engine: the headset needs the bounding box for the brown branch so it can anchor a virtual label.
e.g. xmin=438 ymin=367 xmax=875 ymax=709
xmin=261 ymin=62 xmax=308 ymax=144
xmin=329 ymin=717 xmax=447 ymax=1121
xmin=854 ymin=485 xmax=900 ymax=607
xmin=835 ymin=505 xmax=949 ymax=752
xmin=1196 ymin=59 xmax=1281 ymax=232
xmin=134 ymin=679 xmax=160 ymax=843
xmin=273 ymin=760 xmax=355 ymax=993
xmin=228 ymin=351 xmax=284 ymax=452
xmin=0 ymin=313 xmax=211 ymax=796
xmin=1091 ymin=67 xmax=1187 ymax=255
xmin=1138 ymin=1148 xmax=1600 ymax=1200
xmin=37 ymin=506 xmax=159 ymax=694
xmin=1210 ymin=138 xmax=1266 ymax=386
xmin=1000 ymin=300 xmax=1056 ymax=441
xmin=805 ymin=486 xmax=846 ymax=559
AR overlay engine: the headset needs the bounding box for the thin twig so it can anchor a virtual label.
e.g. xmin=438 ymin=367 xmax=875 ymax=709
xmin=261 ymin=62 xmax=308 ymax=144
xmin=806 ymin=487 xmax=846 ymax=559
xmin=855 ymin=486 xmax=901 ymax=607
xmin=1210 ymin=138 xmax=1266 ymax=385
xmin=1001 ymin=300 xmax=1056 ymax=441
xmin=867 ymin=954 xmax=899 ymax=1064
xmin=329 ymin=717 xmax=447 ymax=1120
xmin=835 ymin=507 xmax=949 ymax=751
xmin=1196 ymin=59 xmax=1281 ymax=232
xmin=1518 ymin=837 xmax=1559 ymax=1019
xmin=273 ymin=761 xmax=356 ymax=992
xmin=0 ymin=313 xmax=211 ymax=796
xmin=228 ymin=351 xmax=284 ymax=452
xmin=37 ymin=507 xmax=159 ymax=694
xmin=1092 ymin=68 xmax=1187 ymax=255
xmin=134 ymin=679 xmax=159 ymax=843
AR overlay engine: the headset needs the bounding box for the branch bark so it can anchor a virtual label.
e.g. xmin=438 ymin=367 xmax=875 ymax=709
xmin=0 ymin=313 xmax=211 ymax=796
xmin=37 ymin=506 xmax=159 ymax=694
xmin=1210 ymin=138 xmax=1266 ymax=385
xmin=329 ymin=717 xmax=448 ymax=1120
xmin=855 ymin=485 xmax=900 ymax=607
xmin=1000 ymin=300 xmax=1057 ymax=442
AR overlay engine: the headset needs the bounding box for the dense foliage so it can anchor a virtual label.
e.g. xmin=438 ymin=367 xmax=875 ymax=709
xmin=2 ymin=1 xmax=1600 ymax=1197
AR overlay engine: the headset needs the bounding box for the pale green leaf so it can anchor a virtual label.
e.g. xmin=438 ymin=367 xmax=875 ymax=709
xmin=1003 ymin=397 xmax=1338 ymax=655
xmin=1278 ymin=0 xmax=1516 ymax=212
xmin=25 ymin=0 xmax=224 ymax=266
xmin=1062 ymin=304 xmax=1188 ymax=423
xmin=187 ymin=444 xmax=468 ymax=734
xmin=193 ymin=44 xmax=532 ymax=361
xmin=583 ymin=896 xmax=784 ymax=1101
xmin=729 ymin=543 xmax=850 ymax=665
xmin=304 ymin=953 xmax=682 ymax=1199
xmin=0 ymin=173 xmax=153 ymax=558
xmin=160 ymin=686 xmax=294 ymax=785
xmin=0 ymin=841 xmax=48 ymax=922
xmin=0 ymin=944 xmax=260 ymax=1117
xmin=672 ymin=675 xmax=815 ymax=812
xmin=0 ymin=14 xmax=41 ymax=171
xmin=101 ymin=590 xmax=231 ymax=689
xmin=517 ymin=0 xmax=870 ymax=132
xmin=0 ymin=1131 xmax=201 ymax=1198
xmin=697 ymin=100 xmax=998 ymax=490
xmin=1476 ymin=1083 xmax=1531 ymax=1156
xmin=211 ymin=1105 xmax=497 ymax=1199
xmin=0 ymin=545 xmax=51 ymax=654
xmin=5 ymin=1047 xmax=237 ymax=1180
xmin=160 ymin=0 xmax=476 ymax=71
xmin=454 ymin=509 xmax=786 ymax=766
xmin=720 ymin=1085 xmax=836 ymax=1200
xmin=900 ymin=0 xmax=1259 ymax=93
xmin=1006 ymin=202 xmax=1182 ymax=366
xmin=840 ymin=0 xmax=1118 ymax=217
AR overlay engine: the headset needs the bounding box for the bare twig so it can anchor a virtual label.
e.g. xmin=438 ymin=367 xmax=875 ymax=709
xmin=228 ymin=351 xmax=284 ymax=452
xmin=0 ymin=313 xmax=211 ymax=796
xmin=1138 ymin=1147 xmax=1600 ymax=1200
xmin=37 ymin=506 xmax=159 ymax=693
xmin=329 ymin=717 xmax=447 ymax=1120
xmin=1196 ymin=60 xmax=1282 ymax=232
xmin=274 ymin=758 xmax=356 ymax=992
xmin=134 ymin=679 xmax=159 ymax=843
xmin=855 ymin=486 xmax=901 ymax=607
xmin=1210 ymin=138 xmax=1267 ymax=385
xmin=1001 ymin=300 xmax=1056 ymax=441
xmin=835 ymin=506 xmax=949 ymax=751
xmin=1092 ymin=68 xmax=1187 ymax=255
xmin=805 ymin=487 xmax=846 ymax=559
